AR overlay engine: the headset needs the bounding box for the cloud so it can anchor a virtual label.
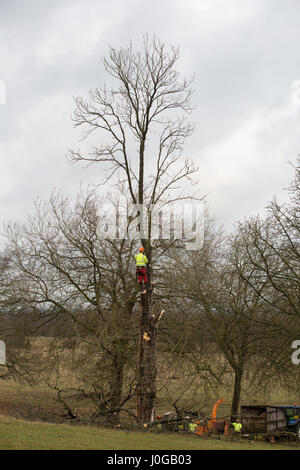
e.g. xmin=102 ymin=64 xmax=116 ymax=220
xmin=196 ymin=88 xmax=299 ymax=228
xmin=0 ymin=0 xmax=299 ymax=234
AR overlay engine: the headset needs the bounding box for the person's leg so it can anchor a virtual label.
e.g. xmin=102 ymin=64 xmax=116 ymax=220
xmin=141 ymin=268 xmax=148 ymax=293
xmin=137 ymin=269 xmax=146 ymax=293
xmin=139 ymin=282 xmax=144 ymax=292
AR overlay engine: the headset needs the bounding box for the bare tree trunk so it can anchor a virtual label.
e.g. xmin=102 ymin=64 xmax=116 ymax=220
xmin=231 ymin=367 xmax=243 ymax=421
xmin=136 ymin=292 xmax=157 ymax=423
xmin=109 ymin=354 xmax=124 ymax=414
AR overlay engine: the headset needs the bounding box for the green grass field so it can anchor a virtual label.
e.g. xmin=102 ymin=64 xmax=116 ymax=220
xmin=0 ymin=415 xmax=298 ymax=450
xmin=0 ymin=346 xmax=299 ymax=451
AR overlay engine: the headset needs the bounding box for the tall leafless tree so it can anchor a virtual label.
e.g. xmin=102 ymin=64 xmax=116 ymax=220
xmin=69 ymin=36 xmax=201 ymax=422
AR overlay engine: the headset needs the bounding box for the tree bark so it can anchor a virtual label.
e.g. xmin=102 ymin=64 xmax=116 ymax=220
xmin=109 ymin=354 xmax=124 ymax=414
xmin=231 ymin=367 xmax=243 ymax=421
xmin=136 ymin=292 xmax=157 ymax=423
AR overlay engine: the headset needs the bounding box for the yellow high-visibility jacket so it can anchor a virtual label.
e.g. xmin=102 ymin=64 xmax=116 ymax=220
xmin=232 ymin=422 xmax=242 ymax=432
xmin=135 ymin=253 xmax=148 ymax=267
xmin=188 ymin=422 xmax=197 ymax=432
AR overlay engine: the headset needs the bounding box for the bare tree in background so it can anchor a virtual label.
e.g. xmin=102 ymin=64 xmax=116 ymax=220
xmin=234 ymin=160 xmax=300 ymax=321
xmin=4 ymin=192 xmax=139 ymax=422
xmin=162 ymin=222 xmax=284 ymax=420
xmin=69 ymin=36 xmax=201 ymax=422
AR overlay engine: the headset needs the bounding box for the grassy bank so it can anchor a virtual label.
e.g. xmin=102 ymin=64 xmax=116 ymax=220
xmin=0 ymin=415 xmax=298 ymax=450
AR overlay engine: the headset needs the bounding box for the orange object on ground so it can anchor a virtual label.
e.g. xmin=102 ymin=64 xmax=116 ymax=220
xmin=207 ymin=398 xmax=226 ymax=431
xmin=196 ymin=398 xmax=226 ymax=436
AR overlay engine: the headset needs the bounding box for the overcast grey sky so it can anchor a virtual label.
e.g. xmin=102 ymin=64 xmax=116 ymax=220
xmin=0 ymin=0 xmax=299 ymax=233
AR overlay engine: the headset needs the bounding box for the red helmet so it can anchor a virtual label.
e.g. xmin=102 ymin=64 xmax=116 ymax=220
xmin=139 ymin=247 xmax=145 ymax=252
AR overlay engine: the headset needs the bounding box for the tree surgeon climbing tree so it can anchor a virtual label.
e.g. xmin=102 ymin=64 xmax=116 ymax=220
xmin=69 ymin=35 xmax=200 ymax=423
